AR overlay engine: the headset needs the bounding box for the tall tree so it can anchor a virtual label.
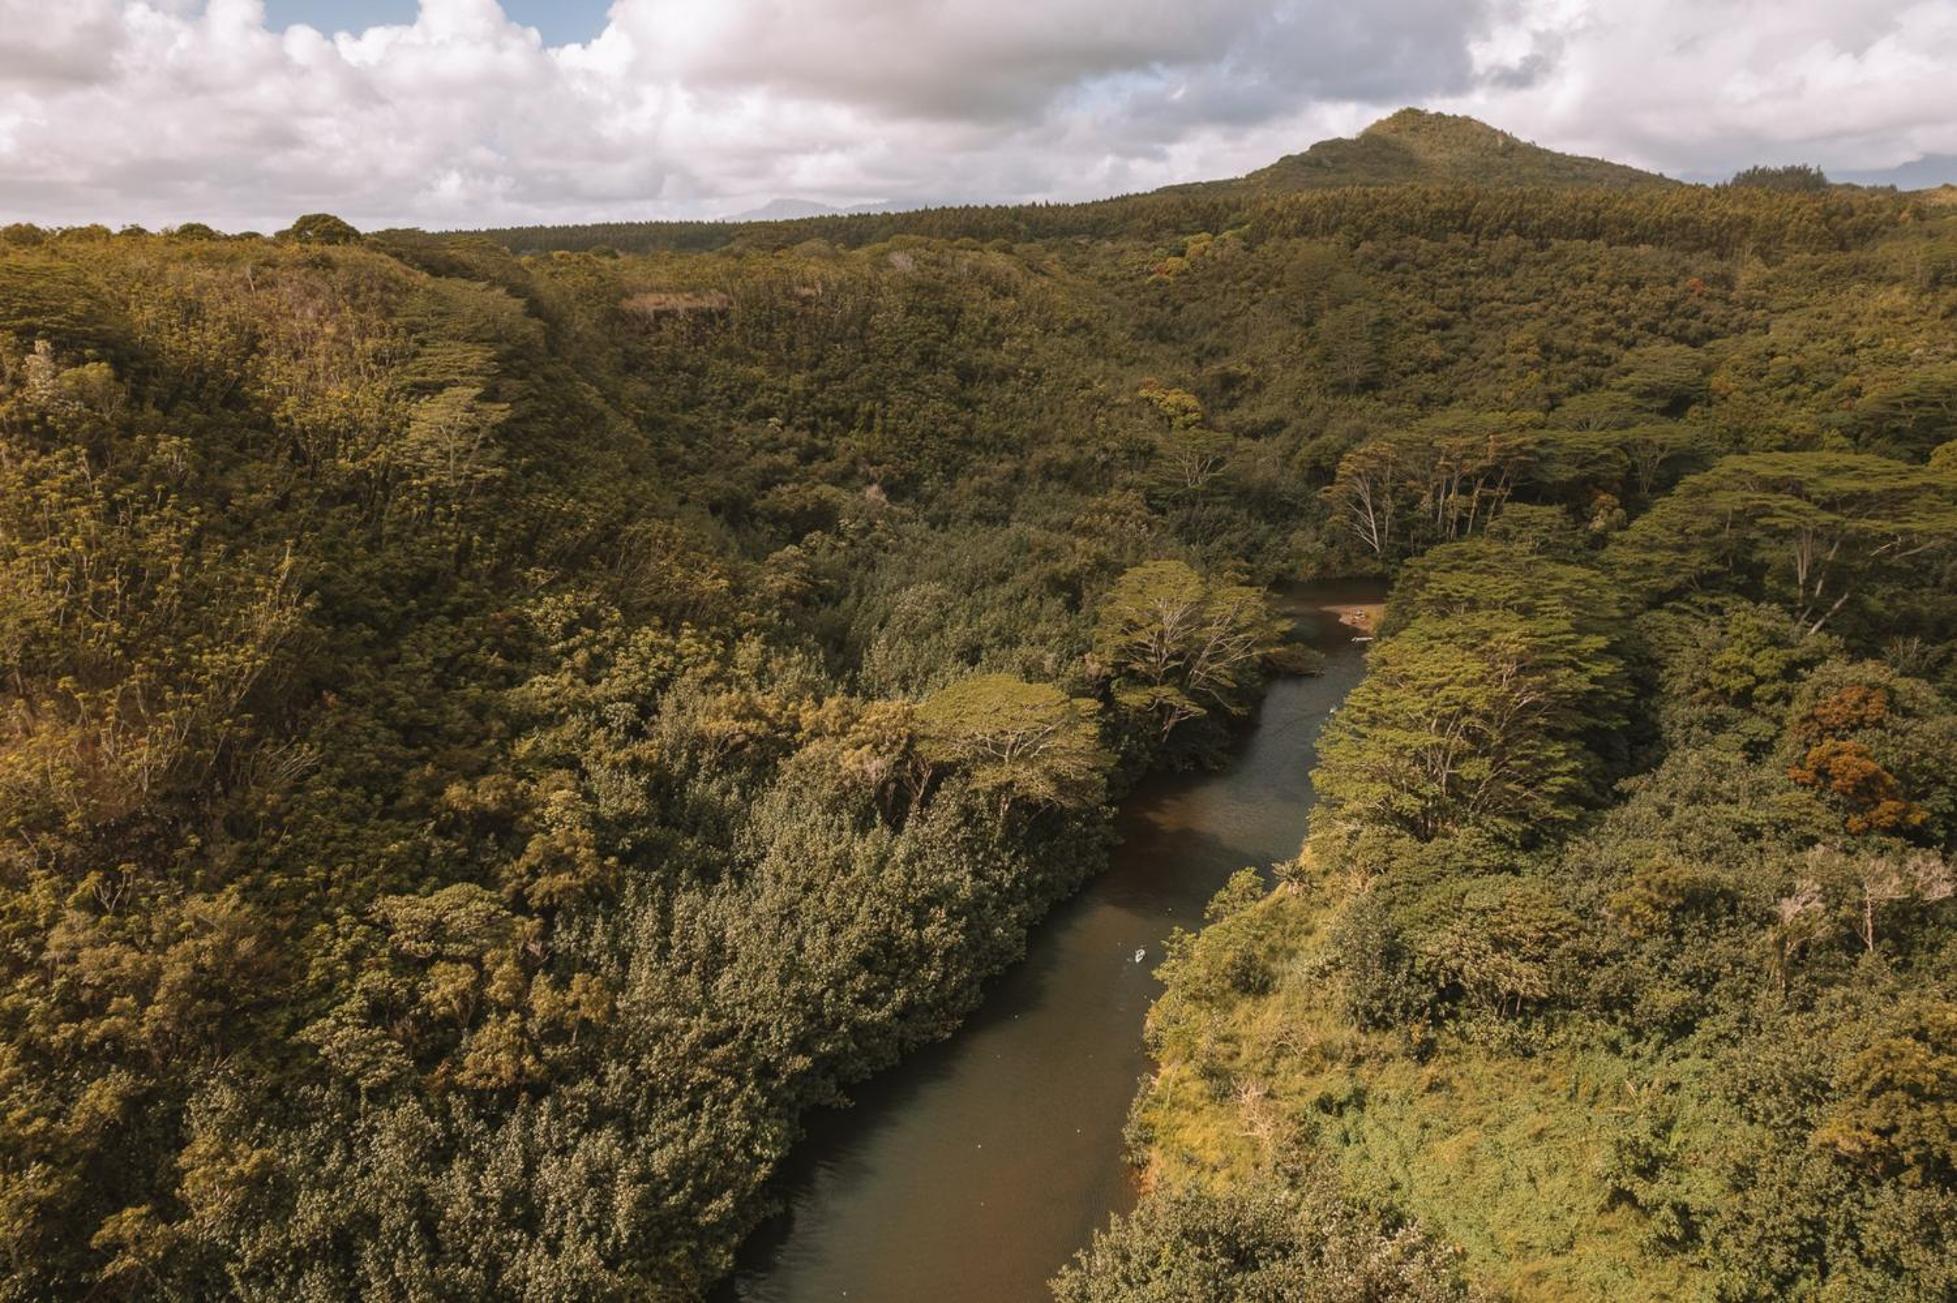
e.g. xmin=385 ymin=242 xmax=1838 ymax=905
xmin=916 ymin=674 xmax=1108 ymax=820
xmin=1093 ymin=561 xmax=1285 ymax=741
xmin=1611 ymin=452 xmax=1957 ymax=635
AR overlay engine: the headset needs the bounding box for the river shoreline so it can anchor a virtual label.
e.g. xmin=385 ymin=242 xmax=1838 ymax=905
xmin=726 ymin=581 xmax=1383 ymax=1302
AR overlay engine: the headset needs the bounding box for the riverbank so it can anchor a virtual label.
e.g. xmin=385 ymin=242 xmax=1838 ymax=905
xmin=727 ymin=584 xmax=1381 ymax=1302
xmin=1327 ymin=601 xmax=1383 ymax=637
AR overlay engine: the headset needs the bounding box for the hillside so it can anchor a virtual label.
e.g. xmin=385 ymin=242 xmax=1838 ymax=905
xmin=1177 ymin=108 xmax=1674 ymax=196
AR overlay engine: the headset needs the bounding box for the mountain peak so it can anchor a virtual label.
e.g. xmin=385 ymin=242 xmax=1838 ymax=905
xmin=725 ymin=197 xmax=843 ymax=222
xmin=1183 ymin=109 xmax=1673 ymax=196
xmin=1360 ymin=108 xmax=1512 ymax=146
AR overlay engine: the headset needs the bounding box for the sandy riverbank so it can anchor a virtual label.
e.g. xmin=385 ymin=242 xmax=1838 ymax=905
xmin=1326 ymin=602 xmax=1383 ymax=637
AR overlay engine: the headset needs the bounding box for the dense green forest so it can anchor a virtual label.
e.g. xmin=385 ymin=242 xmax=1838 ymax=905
xmin=3 ymin=112 xmax=1956 ymax=1299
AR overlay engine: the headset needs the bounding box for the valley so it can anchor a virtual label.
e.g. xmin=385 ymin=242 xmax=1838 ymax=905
xmin=1 ymin=108 xmax=1953 ymax=1300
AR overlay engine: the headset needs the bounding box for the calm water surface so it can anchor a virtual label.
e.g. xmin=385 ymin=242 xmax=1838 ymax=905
xmin=726 ymin=581 xmax=1381 ymax=1302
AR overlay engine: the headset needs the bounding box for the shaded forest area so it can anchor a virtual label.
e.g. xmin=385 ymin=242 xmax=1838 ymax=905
xmin=1 ymin=168 xmax=1955 ymax=1299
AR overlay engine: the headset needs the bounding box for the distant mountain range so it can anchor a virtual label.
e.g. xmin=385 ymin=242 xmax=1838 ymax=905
xmin=722 ymin=197 xmax=923 ymax=223
xmin=1835 ymin=155 xmax=1957 ymax=189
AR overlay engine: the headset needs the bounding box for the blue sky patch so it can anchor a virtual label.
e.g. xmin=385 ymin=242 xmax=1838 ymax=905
xmin=264 ymin=1 xmax=610 ymax=46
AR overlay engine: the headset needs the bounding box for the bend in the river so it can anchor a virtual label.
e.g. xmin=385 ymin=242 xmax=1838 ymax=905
xmin=727 ymin=580 xmax=1383 ymax=1302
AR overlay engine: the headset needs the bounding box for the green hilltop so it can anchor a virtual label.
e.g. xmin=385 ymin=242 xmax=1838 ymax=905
xmin=1177 ymin=108 xmax=1674 ymax=196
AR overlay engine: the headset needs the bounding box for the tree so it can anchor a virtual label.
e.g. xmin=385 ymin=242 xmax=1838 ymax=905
xmin=1787 ymin=739 xmax=1925 ymax=837
xmin=916 ymin=674 xmax=1107 ymax=820
xmin=1802 ymin=847 xmax=1955 ymax=953
xmin=1316 ymin=539 xmax=1629 ymax=845
xmin=1843 ymin=364 xmax=1957 ymax=458
xmin=1781 ymin=661 xmax=1957 ymax=842
xmin=1151 ymin=426 xmax=1237 ymax=498
xmin=1388 ymin=536 xmax=1630 ymax=645
xmin=1317 ymin=300 xmax=1384 ymax=392
xmin=1610 ymin=452 xmax=1957 ymax=635
xmin=397 ymin=384 xmax=510 ymax=512
xmin=1814 ymin=1002 xmax=1957 ymax=1183
xmin=1729 ymin=163 xmax=1832 ymax=192
xmin=1323 ymin=435 xmax=1409 ymax=558
xmin=1314 ymin=608 xmax=1615 ymax=844
xmin=1093 ymin=561 xmax=1285 ymax=741
xmin=1417 ymin=876 xmax=1578 ymax=1017
xmin=1557 ymin=421 xmax=1707 ymax=500
xmin=277 ymin=213 xmax=361 ymax=245
xmin=1609 ymin=344 xmax=1709 ymax=416
xmin=1650 ymin=599 xmax=1836 ymax=750
xmin=1053 ymin=1183 xmax=1468 ymax=1303
xmin=1137 ymin=380 xmax=1205 ymax=430
xmin=1417 ymin=426 xmax=1541 ymax=542
xmin=1323 ymin=424 xmax=1541 ymax=559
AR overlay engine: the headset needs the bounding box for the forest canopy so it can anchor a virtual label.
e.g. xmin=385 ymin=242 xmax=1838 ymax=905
xmin=3 ymin=140 xmax=1956 ymax=1300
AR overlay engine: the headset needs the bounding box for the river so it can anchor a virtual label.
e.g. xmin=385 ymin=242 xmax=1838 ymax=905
xmin=725 ymin=581 xmax=1381 ymax=1302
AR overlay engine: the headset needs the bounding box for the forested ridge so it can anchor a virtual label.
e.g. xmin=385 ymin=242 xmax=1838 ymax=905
xmin=3 ymin=120 xmax=1956 ymax=1299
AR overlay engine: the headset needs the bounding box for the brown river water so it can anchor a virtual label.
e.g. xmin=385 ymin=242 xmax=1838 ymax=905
xmin=725 ymin=581 xmax=1382 ymax=1302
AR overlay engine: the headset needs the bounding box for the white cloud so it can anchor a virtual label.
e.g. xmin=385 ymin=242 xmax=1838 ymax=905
xmin=607 ymin=0 xmax=1484 ymax=123
xmin=0 ymin=0 xmax=1953 ymax=232
xmin=1451 ymin=0 xmax=1957 ymax=176
xmin=0 ymin=0 xmax=128 ymax=87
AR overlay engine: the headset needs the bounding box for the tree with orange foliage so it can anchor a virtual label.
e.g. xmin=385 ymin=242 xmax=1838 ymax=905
xmin=1782 ymin=666 xmax=1957 ymax=843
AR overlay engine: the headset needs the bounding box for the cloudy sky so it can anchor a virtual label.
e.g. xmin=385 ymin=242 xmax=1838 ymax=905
xmin=1 ymin=0 xmax=1954 ymax=231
